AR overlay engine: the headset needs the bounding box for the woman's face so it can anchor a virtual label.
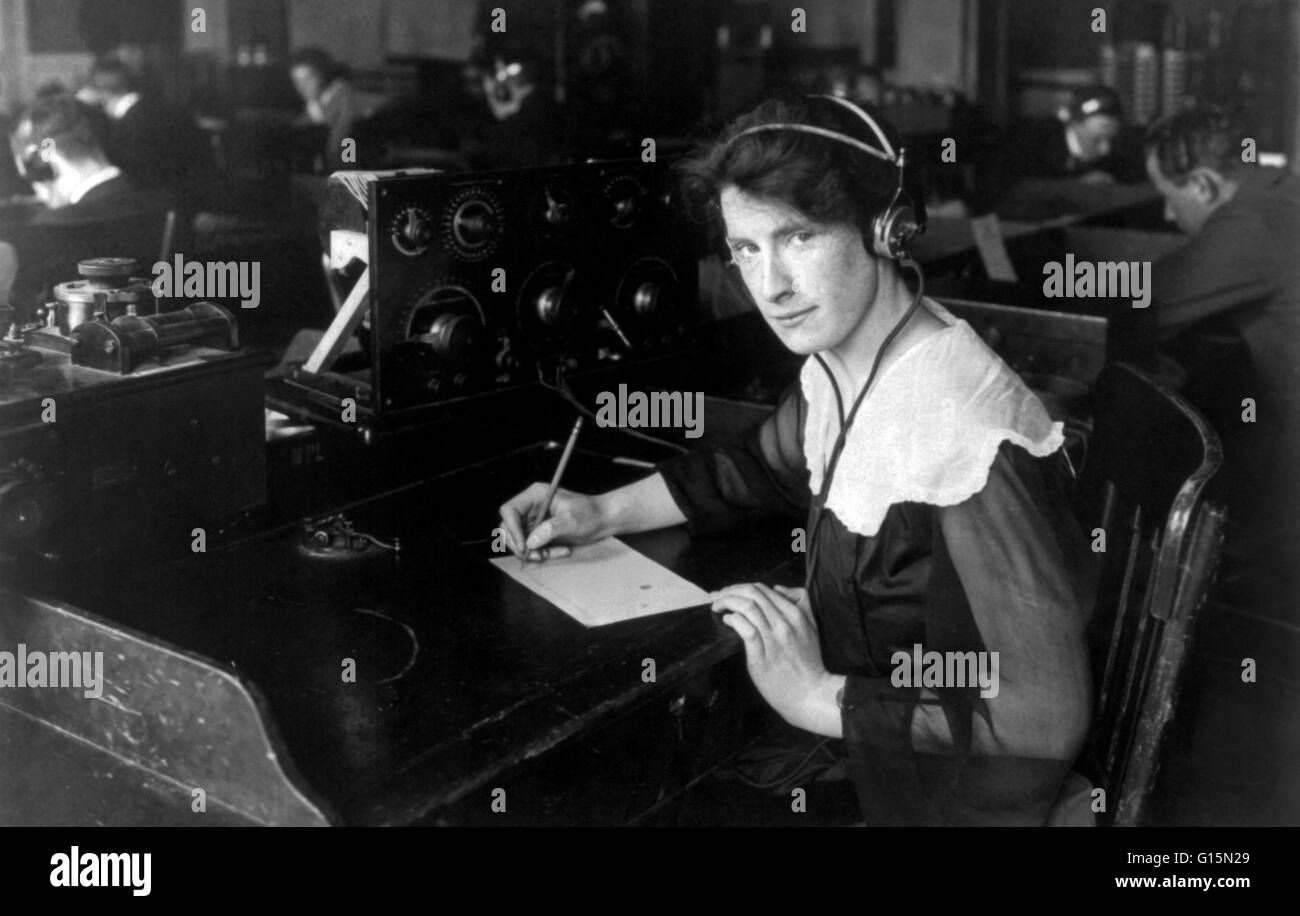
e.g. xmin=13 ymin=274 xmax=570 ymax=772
xmin=291 ymin=65 xmax=324 ymax=103
xmin=720 ymin=185 xmax=878 ymax=356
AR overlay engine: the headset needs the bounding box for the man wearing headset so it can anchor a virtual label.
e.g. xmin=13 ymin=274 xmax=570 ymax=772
xmin=498 ymin=94 xmax=1094 ymax=826
xmin=8 ymin=94 xmax=160 ymax=220
xmin=2 ymin=95 xmax=167 ymax=315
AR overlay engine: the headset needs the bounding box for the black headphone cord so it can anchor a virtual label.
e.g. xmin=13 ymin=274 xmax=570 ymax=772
xmin=806 ymin=257 xmax=926 ymax=587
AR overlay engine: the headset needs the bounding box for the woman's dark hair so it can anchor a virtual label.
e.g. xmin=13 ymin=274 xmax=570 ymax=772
xmin=677 ymin=93 xmax=912 ymax=255
xmin=290 ymin=47 xmax=346 ymax=84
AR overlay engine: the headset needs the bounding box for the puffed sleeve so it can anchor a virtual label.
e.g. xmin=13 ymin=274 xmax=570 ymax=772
xmin=838 ymin=441 xmax=1095 ymax=825
xmin=654 ymin=378 xmax=811 ymax=536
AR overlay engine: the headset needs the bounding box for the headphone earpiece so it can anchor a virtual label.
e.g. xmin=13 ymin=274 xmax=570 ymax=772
xmin=868 ymin=146 xmax=921 ymax=260
xmin=871 ymin=199 xmax=920 ymax=260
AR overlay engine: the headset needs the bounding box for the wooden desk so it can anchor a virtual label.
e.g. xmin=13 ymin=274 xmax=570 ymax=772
xmin=18 ymin=437 xmax=799 ymax=826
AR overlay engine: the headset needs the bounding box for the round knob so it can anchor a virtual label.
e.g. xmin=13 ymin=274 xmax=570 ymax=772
xmin=417 ymin=313 xmax=476 ymax=362
xmin=78 ymin=257 xmax=138 ymax=280
xmin=404 ymin=214 xmax=432 ymax=247
xmin=543 ymin=190 xmax=571 ymax=225
xmin=614 ymin=196 xmax=636 ymax=221
xmin=453 ymin=202 xmax=498 ymax=248
xmin=632 ymin=282 xmax=661 ymax=317
xmin=536 ymin=286 xmax=567 ymax=326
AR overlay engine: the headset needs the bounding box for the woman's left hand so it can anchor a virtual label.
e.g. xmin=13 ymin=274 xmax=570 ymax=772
xmin=710 ymin=583 xmax=841 ymax=734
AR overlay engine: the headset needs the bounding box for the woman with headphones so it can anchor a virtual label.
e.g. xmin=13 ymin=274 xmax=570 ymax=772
xmin=499 ymin=94 xmax=1094 ymax=826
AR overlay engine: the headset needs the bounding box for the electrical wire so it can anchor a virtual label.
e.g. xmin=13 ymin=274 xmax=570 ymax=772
xmin=805 ymin=257 xmax=927 ymax=586
xmin=724 ymin=737 xmax=840 ymax=791
xmin=537 ymin=361 xmax=692 ymax=455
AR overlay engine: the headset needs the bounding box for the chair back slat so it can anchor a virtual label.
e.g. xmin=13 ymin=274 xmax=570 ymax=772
xmin=1076 ymin=363 xmax=1226 ymax=826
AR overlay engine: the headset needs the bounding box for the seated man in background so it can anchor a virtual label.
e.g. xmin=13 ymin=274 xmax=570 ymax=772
xmin=1144 ymin=103 xmax=1300 ymax=612
xmin=975 ymin=86 xmax=1136 ymax=214
xmin=2 ymin=95 xmax=170 ymax=318
xmin=82 ymin=56 xmax=212 ymax=211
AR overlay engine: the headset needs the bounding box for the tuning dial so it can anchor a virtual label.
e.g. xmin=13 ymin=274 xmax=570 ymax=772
xmin=604 ymin=176 xmax=646 ymax=229
xmin=442 ymin=189 xmax=504 ymax=260
xmin=613 ymin=257 xmax=680 ymax=343
xmin=454 ymin=204 xmax=495 ymax=245
xmin=390 ymin=205 xmax=435 ymax=256
xmin=402 ymin=280 xmax=486 ymax=370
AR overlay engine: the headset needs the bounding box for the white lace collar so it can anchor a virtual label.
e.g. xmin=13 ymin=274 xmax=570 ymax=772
xmin=800 ymin=300 xmax=1064 ymax=538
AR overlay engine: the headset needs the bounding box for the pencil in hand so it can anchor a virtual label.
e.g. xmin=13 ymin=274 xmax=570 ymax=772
xmin=521 ymin=416 xmax=584 ymax=567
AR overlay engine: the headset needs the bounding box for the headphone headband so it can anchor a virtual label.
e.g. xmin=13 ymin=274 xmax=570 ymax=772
xmin=726 ymin=95 xmax=921 ymax=260
xmin=813 ymin=94 xmax=898 ymax=161
xmin=733 ymin=123 xmax=894 ymax=163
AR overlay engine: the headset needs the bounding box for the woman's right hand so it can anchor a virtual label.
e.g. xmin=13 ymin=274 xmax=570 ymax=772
xmin=498 ymin=484 xmax=609 ymax=562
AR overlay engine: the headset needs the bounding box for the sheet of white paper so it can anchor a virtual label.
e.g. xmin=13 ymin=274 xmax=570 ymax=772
xmin=491 ymin=538 xmax=711 ymax=627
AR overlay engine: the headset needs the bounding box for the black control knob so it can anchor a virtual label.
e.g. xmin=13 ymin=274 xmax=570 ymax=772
xmin=536 ymin=286 xmax=565 ymax=326
xmin=416 ymin=313 xmax=477 ymax=362
xmin=391 ymin=206 xmax=435 ymax=256
xmin=535 ymin=267 xmax=578 ymax=327
xmin=632 ymin=281 xmax=661 ymax=317
xmin=404 ymin=214 xmax=432 ymax=248
xmin=613 ymin=196 xmax=637 ymax=221
xmin=543 ymin=190 xmax=571 ymax=226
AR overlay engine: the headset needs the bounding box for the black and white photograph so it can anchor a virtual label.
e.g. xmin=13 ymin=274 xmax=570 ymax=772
xmin=0 ymin=0 xmax=1296 ymax=885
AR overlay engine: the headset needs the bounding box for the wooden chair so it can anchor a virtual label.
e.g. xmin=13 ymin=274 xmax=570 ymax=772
xmin=1061 ymin=362 xmax=1228 ymax=826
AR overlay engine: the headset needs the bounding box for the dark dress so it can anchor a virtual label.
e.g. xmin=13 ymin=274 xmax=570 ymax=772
xmin=655 ymin=303 xmax=1096 ymax=825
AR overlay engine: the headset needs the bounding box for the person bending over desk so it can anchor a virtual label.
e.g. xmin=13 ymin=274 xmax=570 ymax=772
xmin=1143 ymin=104 xmax=1300 ymax=611
xmin=2 ymin=95 xmax=170 ymax=316
xmin=499 ymin=95 xmax=1096 ymax=826
xmin=976 ymin=86 xmax=1135 ymax=215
